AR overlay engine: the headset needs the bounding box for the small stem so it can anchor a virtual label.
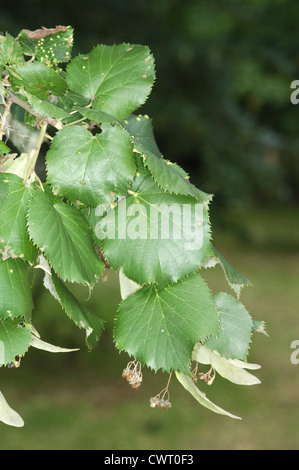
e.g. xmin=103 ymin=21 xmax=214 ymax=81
xmin=161 ymin=370 xmax=173 ymax=400
xmin=64 ymin=117 xmax=86 ymax=127
xmin=24 ymin=121 xmax=47 ymax=183
xmin=4 ymin=89 xmax=63 ymax=130
xmin=0 ymin=98 xmax=12 ymax=141
xmin=127 ymin=189 xmax=138 ymax=197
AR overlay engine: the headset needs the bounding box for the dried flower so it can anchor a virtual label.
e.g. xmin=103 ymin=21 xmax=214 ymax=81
xmin=150 ymin=371 xmax=172 ymax=410
xmin=7 ymin=356 xmax=22 ymax=369
xmin=150 ymin=396 xmax=172 ymax=410
xmin=198 ymin=365 xmax=216 ymax=385
xmin=122 ymin=359 xmax=143 ymax=390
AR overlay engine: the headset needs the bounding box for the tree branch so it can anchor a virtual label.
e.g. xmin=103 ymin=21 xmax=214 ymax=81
xmin=5 ymin=89 xmax=64 ymax=130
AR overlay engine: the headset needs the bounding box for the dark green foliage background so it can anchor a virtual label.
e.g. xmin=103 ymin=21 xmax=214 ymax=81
xmin=2 ymin=0 xmax=299 ymax=210
xmin=1 ymin=0 xmax=299 ymax=450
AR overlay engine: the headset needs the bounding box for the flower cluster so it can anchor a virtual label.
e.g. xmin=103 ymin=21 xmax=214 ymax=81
xmin=198 ymin=366 xmax=216 ymax=385
xmin=150 ymin=396 xmax=172 ymax=410
xmin=150 ymin=371 xmax=172 ymax=410
xmin=122 ymin=359 xmax=143 ymax=390
xmin=192 ymin=363 xmax=216 ymax=385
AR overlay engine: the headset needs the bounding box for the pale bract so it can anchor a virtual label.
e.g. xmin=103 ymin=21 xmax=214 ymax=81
xmin=119 ymin=267 xmax=141 ymax=300
xmin=30 ymin=332 xmax=79 ymax=354
xmin=175 ymin=371 xmax=242 ymax=420
xmin=0 ymin=390 xmax=24 ymax=427
xmin=175 ymin=343 xmax=261 ymax=420
xmin=192 ymin=343 xmax=261 ymax=385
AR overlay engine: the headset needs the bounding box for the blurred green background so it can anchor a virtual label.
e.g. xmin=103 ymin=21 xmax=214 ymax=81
xmin=1 ymin=0 xmax=299 ymax=450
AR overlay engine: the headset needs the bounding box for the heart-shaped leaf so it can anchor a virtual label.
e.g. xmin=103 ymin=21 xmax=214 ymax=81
xmin=66 ymin=44 xmax=155 ymax=120
xmin=46 ymin=124 xmax=136 ymax=206
xmin=115 ymin=274 xmax=219 ymax=373
xmin=97 ymin=161 xmax=213 ymax=288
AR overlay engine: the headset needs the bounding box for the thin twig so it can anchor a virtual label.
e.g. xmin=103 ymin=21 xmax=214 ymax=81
xmin=63 ymin=116 xmax=86 ymax=127
xmin=23 ymin=121 xmax=48 ymax=183
xmin=0 ymin=97 xmax=13 ymax=141
xmin=4 ymin=89 xmax=63 ymax=130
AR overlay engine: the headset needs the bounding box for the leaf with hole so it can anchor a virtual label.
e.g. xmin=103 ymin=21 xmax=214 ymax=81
xmin=0 ymin=318 xmax=32 ymax=366
xmin=18 ymin=26 xmax=73 ymax=66
xmin=46 ymin=124 xmax=136 ymax=206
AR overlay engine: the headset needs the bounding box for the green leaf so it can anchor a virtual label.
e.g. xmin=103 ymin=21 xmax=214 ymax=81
xmin=0 ymin=258 xmax=33 ymax=321
xmin=51 ymin=272 xmax=104 ymax=349
xmin=252 ymin=320 xmax=268 ymax=336
xmin=0 ymin=391 xmax=24 ymax=427
xmin=0 ymin=33 xmax=23 ymax=68
xmin=18 ymin=26 xmax=73 ymax=64
xmin=0 ymin=141 xmax=11 ymax=156
xmin=0 ymin=173 xmax=37 ymax=261
xmin=24 ymin=91 xmax=69 ymax=119
xmin=115 ymin=274 xmax=219 ymax=373
xmin=208 ymin=247 xmax=252 ymax=298
xmin=55 ymin=89 xmax=90 ymax=116
xmin=9 ymin=61 xmax=68 ymax=99
xmin=66 ymin=44 xmax=155 ymax=120
xmin=0 ymin=318 xmax=32 ymax=366
xmin=76 ymin=106 xmax=119 ymax=124
xmin=204 ymin=292 xmax=253 ymax=361
xmin=0 ymin=177 xmax=9 ymax=202
xmin=123 ymin=115 xmax=212 ymax=203
xmin=97 ymin=162 xmax=213 ymax=287
xmin=46 ymin=124 xmax=136 ymax=206
xmin=175 ymin=371 xmax=241 ymax=419
xmin=37 ymin=254 xmax=103 ymax=350
xmin=27 ymin=185 xmax=104 ymax=285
